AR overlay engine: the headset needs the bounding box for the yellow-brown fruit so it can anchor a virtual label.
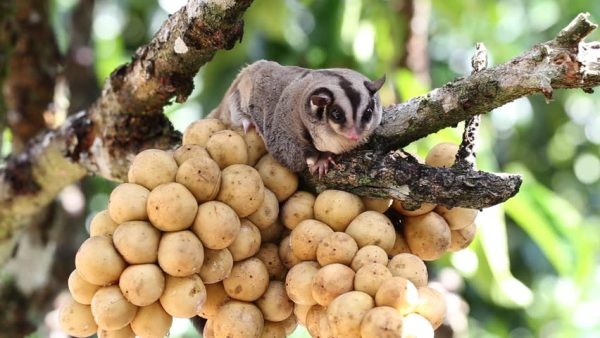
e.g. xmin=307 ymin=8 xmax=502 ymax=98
xmin=280 ymin=315 xmax=298 ymax=336
xmin=97 ymin=325 xmax=135 ymax=338
xmin=259 ymin=219 xmax=284 ymax=243
xmin=193 ymin=201 xmax=241 ymax=250
xmin=89 ymin=210 xmax=118 ymax=237
xmin=108 ymin=183 xmax=149 ymax=223
xmin=391 ymin=201 xmax=436 ymax=216
xmin=280 ymin=191 xmax=315 ymax=230
xmin=360 ymin=306 xmax=403 ymax=338
xmin=414 ymin=286 xmax=447 ymax=329
xmin=206 ymin=130 xmax=249 ymax=169
xmin=345 ymin=211 xmax=396 ymax=253
xmin=425 ymin=142 xmax=459 ymax=168
xmin=388 ymin=230 xmax=412 ymax=256
xmin=213 ymin=301 xmax=264 ymax=338
xmin=183 ymin=118 xmax=226 ymax=146
xmin=255 ymin=243 xmax=287 ymax=281
xmin=223 ymin=257 xmax=270 ymax=301
xmin=199 ymin=248 xmax=233 ymax=284
xmin=119 ymin=264 xmax=165 ymax=307
xmin=354 ymin=263 xmax=393 ymax=297
xmin=285 ymin=261 xmax=320 ymax=305
xmin=435 ymin=205 xmax=478 ymax=230
xmin=247 ymin=189 xmax=279 ymax=229
xmin=293 ymin=304 xmax=312 ymax=326
xmin=351 ymin=245 xmax=389 ymax=271
xmin=387 ymin=253 xmax=428 ymax=287
xmin=255 ymin=154 xmax=299 ymax=202
xmin=130 ymin=302 xmax=172 ymax=338
xmin=311 ymin=263 xmax=355 ymax=306
xmin=401 ymin=313 xmax=434 ymax=338
xmin=59 ymin=297 xmax=98 ymax=337
xmin=113 ymin=221 xmax=160 ymax=264
xmin=261 ymin=320 xmax=287 ymax=338
xmin=236 ymin=128 xmax=267 ymax=166
xmin=68 ymin=270 xmax=100 ymax=305
xmin=314 ymin=190 xmax=365 ymax=231
xmin=316 ymin=232 xmax=358 ymax=266
xmin=256 ymin=281 xmax=294 ymax=322
xmin=157 ymin=230 xmax=204 ymax=277
xmin=290 ymin=219 xmax=333 ymax=261
xmin=278 ymin=235 xmax=302 ymax=269
xmin=448 ymin=222 xmax=477 ymax=252
xmin=327 ymin=291 xmax=374 ymax=338
xmin=175 ymin=156 xmax=221 ymax=202
xmin=173 ymin=144 xmax=210 ymax=165
xmin=361 ymin=197 xmax=393 ymax=213
xmin=91 ymin=286 xmax=138 ymax=330
xmin=198 ymin=282 xmax=231 ymax=319
xmin=160 ymin=274 xmax=206 ymax=318
xmin=204 ymin=319 xmax=215 ymax=338
xmin=127 ymin=149 xmax=178 ymax=190
xmin=147 ymin=182 xmax=198 ymax=231
xmin=217 ymin=164 xmax=265 ymax=217
xmin=403 ymin=212 xmax=451 ymax=261
xmin=374 ymin=276 xmax=419 ymax=315
xmin=75 ymin=236 xmax=126 ymax=286
xmin=305 ymin=305 xmax=334 ymax=338
xmin=228 ymin=219 xmax=261 ymax=261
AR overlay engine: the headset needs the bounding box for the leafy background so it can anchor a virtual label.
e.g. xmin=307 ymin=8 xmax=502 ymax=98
xmin=12 ymin=0 xmax=600 ymax=336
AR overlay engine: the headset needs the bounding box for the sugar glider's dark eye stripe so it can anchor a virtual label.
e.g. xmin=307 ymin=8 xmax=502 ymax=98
xmin=338 ymin=77 xmax=361 ymax=122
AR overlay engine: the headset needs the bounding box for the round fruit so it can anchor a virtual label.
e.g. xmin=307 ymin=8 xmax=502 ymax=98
xmin=89 ymin=210 xmax=118 ymax=237
xmin=327 ymin=291 xmax=374 ymax=338
xmin=206 ymin=130 xmax=248 ymax=169
xmin=130 ymin=302 xmax=172 ymax=338
xmin=58 ymin=297 xmax=98 ymax=337
xmin=127 ymin=149 xmax=178 ymax=190
xmin=236 ymin=128 xmax=266 ymax=166
xmin=173 ymin=144 xmax=210 ymax=165
xmin=175 ymin=156 xmax=221 ymax=202
xmin=354 ymin=263 xmax=393 ymax=297
xmin=280 ymin=191 xmax=315 ymax=230
xmin=228 ymin=219 xmax=261 ymax=261
xmin=68 ymin=270 xmax=100 ymax=305
xmin=198 ymin=282 xmax=231 ymax=319
xmin=345 ymin=211 xmax=396 ymax=253
xmin=147 ymin=182 xmax=198 ymax=231
xmin=75 ymin=236 xmax=126 ymax=286
xmin=293 ymin=304 xmax=312 ymax=326
xmin=361 ymin=197 xmax=393 ymax=213
xmin=223 ymin=258 xmax=270 ymax=302
xmin=278 ymin=235 xmax=302 ymax=269
xmin=247 ymin=189 xmax=279 ymax=229
xmin=160 ymin=274 xmax=206 ymax=318
xmin=449 ymin=222 xmax=477 ymax=252
xmin=360 ymin=306 xmax=403 ymax=338
xmin=217 ymin=164 xmax=265 ymax=217
xmin=387 ymin=253 xmax=428 ymax=287
xmin=91 ymin=285 xmax=137 ymax=330
xmin=311 ymin=264 xmax=355 ymax=306
xmin=305 ymin=305 xmax=334 ymax=338
xmin=255 ymin=243 xmax=287 ymax=281
xmin=113 ymin=221 xmax=160 ymax=264
xmin=255 ymin=154 xmax=298 ymax=201
xmin=403 ymin=212 xmax=451 ymax=261
xmin=351 ymin=245 xmax=388 ymax=271
xmin=157 ymin=230 xmax=204 ymax=277
xmin=199 ymin=248 xmax=233 ymax=284
xmin=182 ymin=118 xmax=226 ymax=146
xmin=213 ymin=301 xmax=264 ymax=338
xmin=119 ymin=264 xmax=165 ymax=307
xmin=425 ymin=142 xmax=459 ymax=168
xmin=414 ymin=286 xmax=446 ymax=329
xmin=435 ymin=205 xmax=478 ymax=230
xmin=285 ymin=261 xmax=320 ymax=305
xmin=290 ymin=219 xmax=333 ymax=261
xmin=97 ymin=325 xmax=135 ymax=338
xmin=316 ymin=232 xmax=358 ymax=266
xmin=314 ymin=190 xmax=364 ymax=231
xmin=108 ymin=183 xmax=149 ymax=223
xmin=256 ymin=281 xmax=294 ymax=322
xmin=193 ymin=201 xmax=241 ymax=250
xmin=401 ymin=313 xmax=434 ymax=338
xmin=259 ymin=219 xmax=284 ymax=243
xmin=374 ymin=276 xmax=419 ymax=315
xmin=388 ymin=231 xmax=411 ymax=256
xmin=391 ymin=201 xmax=436 ymax=216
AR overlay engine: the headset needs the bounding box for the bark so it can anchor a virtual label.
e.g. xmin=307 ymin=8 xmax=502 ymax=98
xmin=0 ymin=0 xmax=253 ymax=262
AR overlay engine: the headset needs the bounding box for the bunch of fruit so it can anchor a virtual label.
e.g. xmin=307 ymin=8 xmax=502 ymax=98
xmin=58 ymin=118 xmax=477 ymax=338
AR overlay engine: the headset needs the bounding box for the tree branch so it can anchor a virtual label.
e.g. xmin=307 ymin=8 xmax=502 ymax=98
xmin=307 ymin=13 xmax=600 ymax=208
xmin=0 ymin=0 xmax=253 ymax=252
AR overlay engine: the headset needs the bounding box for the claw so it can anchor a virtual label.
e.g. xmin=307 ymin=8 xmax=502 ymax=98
xmin=307 ymin=152 xmax=336 ymax=178
xmin=242 ymin=118 xmax=253 ymax=134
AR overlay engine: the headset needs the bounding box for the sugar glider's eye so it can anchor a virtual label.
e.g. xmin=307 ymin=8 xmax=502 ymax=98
xmin=362 ymin=107 xmax=373 ymax=123
xmin=329 ymin=107 xmax=346 ymax=124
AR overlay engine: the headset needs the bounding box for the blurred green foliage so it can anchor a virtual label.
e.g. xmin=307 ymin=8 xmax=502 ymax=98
xmin=45 ymin=0 xmax=600 ymax=336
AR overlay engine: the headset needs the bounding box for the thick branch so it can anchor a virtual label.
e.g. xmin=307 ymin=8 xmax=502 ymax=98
xmin=0 ymin=0 xmax=253 ymax=247
xmin=310 ymin=13 xmax=600 ymax=208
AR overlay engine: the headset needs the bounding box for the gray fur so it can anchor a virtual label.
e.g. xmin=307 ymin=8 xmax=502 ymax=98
xmin=208 ymin=60 xmax=384 ymax=172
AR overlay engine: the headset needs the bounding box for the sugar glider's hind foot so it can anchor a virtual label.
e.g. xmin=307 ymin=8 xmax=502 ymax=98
xmin=242 ymin=117 xmax=257 ymax=134
xmin=307 ymin=152 xmax=336 ymax=178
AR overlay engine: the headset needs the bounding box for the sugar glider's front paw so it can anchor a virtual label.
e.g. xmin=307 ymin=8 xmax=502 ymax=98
xmin=306 ymin=152 xmax=336 ymax=178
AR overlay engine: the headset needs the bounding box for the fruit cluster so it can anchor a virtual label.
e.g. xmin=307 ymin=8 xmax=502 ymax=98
xmin=58 ymin=119 xmax=477 ymax=338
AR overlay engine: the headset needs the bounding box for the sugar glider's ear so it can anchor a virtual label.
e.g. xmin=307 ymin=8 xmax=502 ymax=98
xmin=310 ymin=88 xmax=333 ymax=107
xmin=364 ymin=75 xmax=386 ymax=94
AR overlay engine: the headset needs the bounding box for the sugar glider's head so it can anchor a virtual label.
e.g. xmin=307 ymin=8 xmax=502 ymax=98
xmin=307 ymin=69 xmax=385 ymax=147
